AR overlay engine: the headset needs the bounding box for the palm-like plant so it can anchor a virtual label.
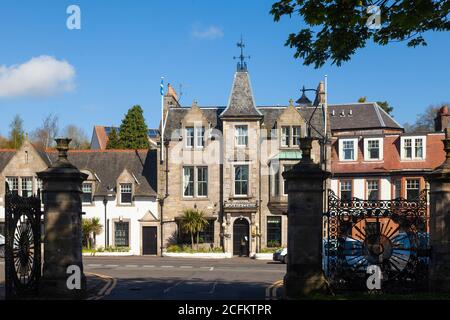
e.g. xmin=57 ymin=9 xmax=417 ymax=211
xmin=82 ymin=219 xmax=93 ymax=249
xmin=180 ymin=209 xmax=208 ymax=249
xmin=180 ymin=209 xmax=198 ymax=249
xmin=90 ymin=217 xmax=103 ymax=248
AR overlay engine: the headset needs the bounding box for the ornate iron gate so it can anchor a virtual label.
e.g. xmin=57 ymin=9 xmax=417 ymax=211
xmin=323 ymin=190 xmax=429 ymax=293
xmin=4 ymin=186 xmax=42 ymax=299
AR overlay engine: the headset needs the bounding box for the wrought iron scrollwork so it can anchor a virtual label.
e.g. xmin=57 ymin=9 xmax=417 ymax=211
xmin=324 ymin=189 xmax=429 ymax=293
xmin=5 ymin=187 xmax=42 ymax=299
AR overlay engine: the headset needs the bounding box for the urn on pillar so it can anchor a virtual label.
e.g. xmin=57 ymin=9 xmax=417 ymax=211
xmin=37 ymin=138 xmax=88 ymax=299
xmin=282 ymin=136 xmax=330 ymax=298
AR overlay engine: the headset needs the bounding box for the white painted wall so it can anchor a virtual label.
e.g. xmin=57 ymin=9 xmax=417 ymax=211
xmin=82 ymin=197 xmax=158 ymax=255
xmin=331 ymin=177 xmax=393 ymax=200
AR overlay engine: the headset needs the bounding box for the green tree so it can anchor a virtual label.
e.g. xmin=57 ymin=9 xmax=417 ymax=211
xmin=377 ymin=101 xmax=394 ymax=115
xmin=82 ymin=218 xmax=104 ymax=249
xmin=271 ymin=1 xmax=450 ymax=68
xmin=106 ymin=127 xmax=122 ymax=149
xmin=90 ymin=217 xmax=103 ymax=248
xmin=118 ymin=105 xmax=149 ymax=149
xmin=82 ymin=219 xmax=93 ymax=249
xmin=358 ymin=97 xmax=394 ymax=114
xmin=8 ymin=115 xmax=25 ymax=149
xmin=180 ymin=209 xmax=208 ymax=250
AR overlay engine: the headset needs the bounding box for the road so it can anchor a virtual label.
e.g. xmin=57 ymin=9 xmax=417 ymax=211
xmin=0 ymin=256 xmax=285 ymax=300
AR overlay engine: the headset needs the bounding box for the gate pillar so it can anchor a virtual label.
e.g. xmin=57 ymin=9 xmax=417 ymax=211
xmin=37 ymin=138 xmax=88 ymax=299
xmin=428 ymin=128 xmax=450 ymax=293
xmin=282 ymin=137 xmax=330 ymax=298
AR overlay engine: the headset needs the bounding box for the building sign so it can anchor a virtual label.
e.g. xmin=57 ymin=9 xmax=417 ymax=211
xmin=224 ymin=202 xmax=257 ymax=209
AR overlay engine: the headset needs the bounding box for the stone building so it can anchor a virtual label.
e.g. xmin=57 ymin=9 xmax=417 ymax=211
xmin=158 ymin=64 xmax=328 ymax=257
xmin=0 ymin=140 xmax=158 ymax=255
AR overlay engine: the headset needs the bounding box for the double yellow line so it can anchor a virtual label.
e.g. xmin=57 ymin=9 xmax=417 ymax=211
xmin=265 ymin=279 xmax=283 ymax=300
xmin=85 ymin=272 xmax=117 ymax=300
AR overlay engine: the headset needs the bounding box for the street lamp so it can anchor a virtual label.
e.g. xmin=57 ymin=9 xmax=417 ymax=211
xmin=103 ymin=185 xmax=114 ymax=248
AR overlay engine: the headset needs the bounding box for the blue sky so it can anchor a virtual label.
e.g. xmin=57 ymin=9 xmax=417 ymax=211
xmin=0 ymin=0 xmax=449 ymax=139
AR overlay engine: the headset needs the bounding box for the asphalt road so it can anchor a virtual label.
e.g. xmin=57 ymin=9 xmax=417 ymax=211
xmin=0 ymin=256 xmax=285 ymax=300
xmin=83 ymin=256 xmax=285 ymax=300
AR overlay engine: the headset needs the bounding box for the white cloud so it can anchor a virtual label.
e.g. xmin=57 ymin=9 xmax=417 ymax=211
xmin=192 ymin=24 xmax=224 ymax=40
xmin=0 ymin=55 xmax=75 ymax=98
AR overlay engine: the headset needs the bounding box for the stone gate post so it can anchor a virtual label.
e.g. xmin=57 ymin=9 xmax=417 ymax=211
xmin=37 ymin=138 xmax=88 ymax=299
xmin=282 ymin=137 xmax=330 ymax=298
xmin=428 ymin=129 xmax=450 ymax=293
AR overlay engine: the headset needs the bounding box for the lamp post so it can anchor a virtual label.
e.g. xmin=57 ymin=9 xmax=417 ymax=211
xmin=103 ymin=196 xmax=108 ymax=248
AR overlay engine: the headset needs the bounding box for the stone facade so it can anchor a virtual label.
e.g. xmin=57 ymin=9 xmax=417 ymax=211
xmin=158 ymin=69 xmax=327 ymax=256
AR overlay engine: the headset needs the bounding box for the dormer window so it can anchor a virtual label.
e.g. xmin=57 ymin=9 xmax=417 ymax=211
xmin=82 ymin=182 xmax=93 ymax=203
xmin=364 ymin=138 xmax=383 ymax=161
xmin=281 ymin=126 xmax=290 ymax=147
xmin=120 ymin=183 xmax=132 ymax=204
xmin=185 ymin=127 xmax=194 ymax=147
xmin=21 ymin=177 xmax=33 ymax=198
xmin=196 ymin=126 xmax=205 ymax=148
xmin=339 ymin=138 xmax=358 ymax=161
xmin=235 ymin=125 xmax=248 ymax=147
xmin=292 ymin=126 xmax=301 ymax=147
xmin=401 ymin=136 xmax=426 ymax=160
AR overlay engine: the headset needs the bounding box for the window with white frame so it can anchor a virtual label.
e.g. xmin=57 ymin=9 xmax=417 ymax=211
xmin=196 ymin=167 xmax=208 ymax=197
xmin=283 ymin=165 xmax=294 ymax=195
xmin=183 ymin=166 xmax=208 ymax=198
xmin=21 ymin=177 xmax=33 ymax=198
xmin=196 ymin=126 xmax=205 ymax=148
xmin=292 ymin=126 xmax=301 ymax=147
xmin=281 ymin=126 xmax=290 ymax=147
xmin=183 ymin=167 xmax=194 ymax=197
xmin=406 ymin=179 xmax=420 ymax=201
xmin=185 ymin=127 xmax=194 ymax=148
xmin=364 ymin=138 xmax=383 ymax=160
xmin=234 ymin=165 xmax=249 ymax=196
xmin=367 ymin=180 xmax=379 ymax=201
xmin=82 ymin=182 xmax=93 ymax=203
xmin=340 ymin=180 xmax=352 ymax=201
xmin=120 ymin=183 xmax=132 ymax=204
xmin=6 ymin=177 xmax=18 ymax=195
xmin=401 ymin=136 xmax=426 ymax=160
xmin=339 ymin=138 xmax=358 ymax=161
xmin=271 ymin=163 xmax=280 ymax=197
xmin=235 ymin=125 xmax=248 ymax=147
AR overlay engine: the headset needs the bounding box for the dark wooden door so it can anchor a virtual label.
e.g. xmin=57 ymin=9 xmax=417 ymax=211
xmin=142 ymin=226 xmax=157 ymax=255
xmin=233 ymin=219 xmax=249 ymax=256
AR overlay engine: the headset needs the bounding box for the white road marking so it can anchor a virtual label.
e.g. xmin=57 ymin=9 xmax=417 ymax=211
xmin=143 ymin=265 xmax=155 ymax=268
xmin=179 ymin=266 xmax=193 ymax=269
xmin=125 ymin=265 xmax=138 ymax=268
xmin=210 ymin=267 xmax=214 ymax=271
xmin=200 ymin=266 xmax=210 ymax=269
xmin=161 ymin=265 xmax=174 ymax=268
xmin=87 ymin=264 xmax=102 ymax=267
xmin=104 ymin=264 xmax=119 ymax=267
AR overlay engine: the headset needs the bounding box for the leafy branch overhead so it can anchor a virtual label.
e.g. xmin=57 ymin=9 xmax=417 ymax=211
xmin=270 ymin=0 xmax=450 ymax=68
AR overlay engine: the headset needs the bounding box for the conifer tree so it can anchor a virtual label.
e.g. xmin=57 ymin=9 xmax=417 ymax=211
xmin=118 ymin=105 xmax=149 ymax=149
xmin=106 ymin=127 xmax=121 ymax=149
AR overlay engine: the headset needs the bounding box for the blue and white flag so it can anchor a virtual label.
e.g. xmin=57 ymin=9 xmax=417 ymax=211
xmin=160 ymin=78 xmax=164 ymax=96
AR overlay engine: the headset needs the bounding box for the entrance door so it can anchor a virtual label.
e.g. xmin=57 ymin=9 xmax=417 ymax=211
xmin=142 ymin=226 xmax=157 ymax=255
xmin=233 ymin=219 xmax=249 ymax=256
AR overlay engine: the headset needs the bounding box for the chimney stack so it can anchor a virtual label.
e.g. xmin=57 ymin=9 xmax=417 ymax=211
xmin=435 ymin=105 xmax=449 ymax=132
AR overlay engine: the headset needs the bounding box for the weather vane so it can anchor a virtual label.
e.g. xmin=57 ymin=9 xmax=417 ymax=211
xmin=233 ymin=36 xmax=250 ymax=71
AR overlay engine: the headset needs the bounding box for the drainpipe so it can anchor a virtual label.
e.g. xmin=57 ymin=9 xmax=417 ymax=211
xmin=159 ymin=141 xmax=169 ymax=257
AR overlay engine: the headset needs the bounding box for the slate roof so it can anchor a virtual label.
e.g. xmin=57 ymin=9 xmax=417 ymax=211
xmin=328 ymin=103 xmax=402 ymax=131
xmin=46 ymin=150 xmax=157 ymax=197
xmin=0 ymin=147 xmax=157 ymax=198
xmin=220 ymin=71 xmax=262 ymax=118
xmin=0 ymin=150 xmax=15 ymax=172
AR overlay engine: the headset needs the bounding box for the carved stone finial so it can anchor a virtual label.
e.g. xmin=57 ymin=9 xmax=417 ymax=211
xmin=289 ymin=99 xmax=294 ymax=107
xmin=55 ymin=138 xmax=71 ymax=162
xmin=299 ymin=137 xmax=314 ymax=163
xmin=193 ymin=100 xmax=198 ymax=107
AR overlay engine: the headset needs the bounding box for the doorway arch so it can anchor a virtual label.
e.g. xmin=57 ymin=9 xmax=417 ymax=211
xmin=233 ymin=218 xmax=250 ymax=256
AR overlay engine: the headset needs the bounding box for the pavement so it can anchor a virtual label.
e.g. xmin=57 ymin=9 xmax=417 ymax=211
xmin=1 ymin=256 xmax=285 ymax=300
